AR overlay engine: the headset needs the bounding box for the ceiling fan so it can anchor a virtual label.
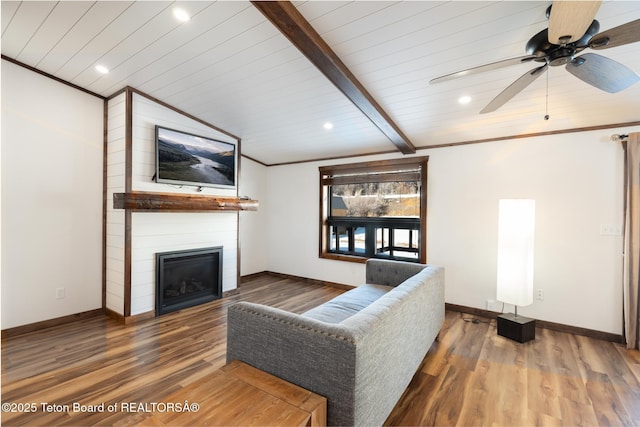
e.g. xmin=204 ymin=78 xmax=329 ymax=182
xmin=430 ymin=1 xmax=640 ymax=114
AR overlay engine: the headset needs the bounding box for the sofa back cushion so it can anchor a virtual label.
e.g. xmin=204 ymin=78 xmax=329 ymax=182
xmin=366 ymin=258 xmax=427 ymax=286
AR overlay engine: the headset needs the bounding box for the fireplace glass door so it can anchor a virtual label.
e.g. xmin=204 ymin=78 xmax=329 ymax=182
xmin=156 ymin=246 xmax=222 ymax=315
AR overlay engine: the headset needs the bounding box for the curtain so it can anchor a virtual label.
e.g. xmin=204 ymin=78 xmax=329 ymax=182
xmin=623 ymin=132 xmax=640 ymax=350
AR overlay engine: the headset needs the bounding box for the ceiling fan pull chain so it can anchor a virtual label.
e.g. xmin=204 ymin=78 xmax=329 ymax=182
xmin=544 ymin=68 xmax=550 ymax=120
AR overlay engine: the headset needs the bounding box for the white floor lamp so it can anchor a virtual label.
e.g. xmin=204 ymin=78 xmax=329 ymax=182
xmin=496 ymin=199 xmax=536 ymax=343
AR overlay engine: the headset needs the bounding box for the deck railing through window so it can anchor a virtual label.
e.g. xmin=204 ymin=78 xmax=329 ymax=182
xmin=327 ymin=217 xmax=420 ymax=261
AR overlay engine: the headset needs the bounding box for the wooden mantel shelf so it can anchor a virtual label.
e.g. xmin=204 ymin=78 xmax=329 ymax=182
xmin=113 ymin=191 xmax=258 ymax=212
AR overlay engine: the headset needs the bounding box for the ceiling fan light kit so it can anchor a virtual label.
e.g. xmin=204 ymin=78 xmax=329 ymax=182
xmin=431 ymin=1 xmax=640 ymax=113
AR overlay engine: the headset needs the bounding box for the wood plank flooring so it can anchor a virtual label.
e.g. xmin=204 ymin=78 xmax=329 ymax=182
xmin=2 ymin=274 xmax=639 ymax=426
xmin=386 ymin=312 xmax=640 ymax=427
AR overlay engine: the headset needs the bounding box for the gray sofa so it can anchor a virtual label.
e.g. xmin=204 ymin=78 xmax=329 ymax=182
xmin=226 ymin=259 xmax=445 ymax=426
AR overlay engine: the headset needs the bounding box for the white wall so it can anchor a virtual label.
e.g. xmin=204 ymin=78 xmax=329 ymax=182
xmin=1 ymin=60 xmax=104 ymax=328
xmin=426 ymin=130 xmax=628 ymax=334
xmin=266 ymin=162 xmax=366 ymax=284
xmin=260 ymin=127 xmax=636 ymax=334
xmin=239 ymin=157 xmax=268 ymax=276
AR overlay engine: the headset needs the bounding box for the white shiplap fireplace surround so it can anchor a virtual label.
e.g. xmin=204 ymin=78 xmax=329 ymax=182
xmin=106 ymin=89 xmax=242 ymax=321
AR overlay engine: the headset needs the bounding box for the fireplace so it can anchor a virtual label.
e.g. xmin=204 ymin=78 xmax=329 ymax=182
xmin=156 ymin=247 xmax=222 ymax=315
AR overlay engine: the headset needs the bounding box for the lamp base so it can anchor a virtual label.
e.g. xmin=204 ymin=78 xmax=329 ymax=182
xmin=497 ymin=313 xmax=535 ymax=343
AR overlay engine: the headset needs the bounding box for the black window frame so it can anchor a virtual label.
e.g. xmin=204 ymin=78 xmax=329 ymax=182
xmin=319 ymin=157 xmax=428 ymax=264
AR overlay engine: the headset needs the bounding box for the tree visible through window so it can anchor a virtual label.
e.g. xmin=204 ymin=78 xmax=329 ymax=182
xmin=319 ymin=157 xmax=428 ymax=263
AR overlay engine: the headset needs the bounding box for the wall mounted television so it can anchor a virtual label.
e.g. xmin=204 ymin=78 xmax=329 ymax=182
xmin=155 ymin=125 xmax=237 ymax=190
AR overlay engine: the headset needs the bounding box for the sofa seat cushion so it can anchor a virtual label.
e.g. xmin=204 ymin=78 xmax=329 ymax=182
xmin=301 ymin=283 xmax=392 ymax=324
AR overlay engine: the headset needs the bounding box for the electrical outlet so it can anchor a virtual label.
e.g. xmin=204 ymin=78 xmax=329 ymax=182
xmin=600 ymin=224 xmax=622 ymax=236
xmin=486 ymin=299 xmax=500 ymax=311
xmin=536 ymin=289 xmax=544 ymax=301
xmin=56 ymin=287 xmax=65 ymax=299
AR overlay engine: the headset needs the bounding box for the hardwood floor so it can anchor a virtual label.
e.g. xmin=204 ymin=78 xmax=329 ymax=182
xmin=386 ymin=312 xmax=640 ymax=426
xmin=2 ymin=274 xmax=639 ymax=426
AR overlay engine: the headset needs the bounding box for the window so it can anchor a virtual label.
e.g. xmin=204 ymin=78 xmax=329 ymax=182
xmin=319 ymin=157 xmax=428 ymax=263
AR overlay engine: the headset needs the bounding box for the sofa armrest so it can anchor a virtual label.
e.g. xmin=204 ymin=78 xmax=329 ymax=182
xmin=365 ymin=258 xmax=427 ymax=286
xmin=226 ymin=301 xmax=358 ymax=426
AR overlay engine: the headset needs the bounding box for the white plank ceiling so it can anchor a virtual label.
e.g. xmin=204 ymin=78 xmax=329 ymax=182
xmin=2 ymin=1 xmax=639 ymax=165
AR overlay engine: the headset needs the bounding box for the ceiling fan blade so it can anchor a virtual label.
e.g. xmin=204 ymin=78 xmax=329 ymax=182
xmin=480 ymin=65 xmax=548 ymax=114
xmin=589 ymin=18 xmax=640 ymax=50
xmin=566 ymin=53 xmax=640 ymax=93
xmin=548 ymin=1 xmax=602 ymax=44
xmin=430 ymin=55 xmax=538 ymax=84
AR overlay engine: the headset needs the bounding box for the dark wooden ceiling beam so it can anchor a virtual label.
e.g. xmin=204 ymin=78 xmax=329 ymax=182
xmin=251 ymin=1 xmax=416 ymax=155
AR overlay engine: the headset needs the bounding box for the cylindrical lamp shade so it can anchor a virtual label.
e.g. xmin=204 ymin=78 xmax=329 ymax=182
xmin=496 ymin=199 xmax=535 ymax=307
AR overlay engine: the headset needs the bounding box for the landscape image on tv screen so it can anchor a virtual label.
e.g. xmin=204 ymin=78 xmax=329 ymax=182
xmin=156 ymin=126 xmax=236 ymax=188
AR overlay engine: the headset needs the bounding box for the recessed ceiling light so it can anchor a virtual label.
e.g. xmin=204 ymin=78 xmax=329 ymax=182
xmin=95 ymin=65 xmax=109 ymax=74
xmin=458 ymin=95 xmax=471 ymax=105
xmin=323 ymin=122 xmax=334 ymax=130
xmin=173 ymin=8 xmax=191 ymax=22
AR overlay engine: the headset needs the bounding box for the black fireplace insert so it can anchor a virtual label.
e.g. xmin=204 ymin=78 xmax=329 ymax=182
xmin=156 ymin=246 xmax=222 ymax=315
